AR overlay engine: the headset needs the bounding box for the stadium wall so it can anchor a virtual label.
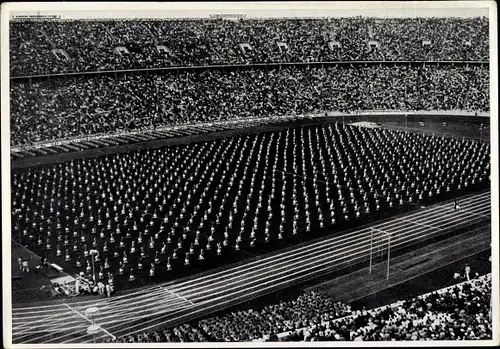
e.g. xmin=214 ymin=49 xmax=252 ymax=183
xmin=10 ymin=110 xmax=489 ymax=153
xmin=10 ymin=60 xmax=488 ymax=81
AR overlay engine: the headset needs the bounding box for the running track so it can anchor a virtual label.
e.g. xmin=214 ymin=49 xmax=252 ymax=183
xmin=11 ymin=191 xmax=491 ymax=343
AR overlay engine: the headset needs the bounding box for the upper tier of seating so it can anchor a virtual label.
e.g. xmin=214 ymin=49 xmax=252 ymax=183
xmin=10 ymin=17 xmax=489 ymax=76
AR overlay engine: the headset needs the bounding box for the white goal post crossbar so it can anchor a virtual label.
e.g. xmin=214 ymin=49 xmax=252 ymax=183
xmin=369 ymin=227 xmax=393 ymax=280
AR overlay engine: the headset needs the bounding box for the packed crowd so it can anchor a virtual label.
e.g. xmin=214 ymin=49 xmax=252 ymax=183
xmin=284 ymin=274 xmax=492 ymax=341
xmin=10 ymin=17 xmax=489 ymax=75
xmin=10 ymin=64 xmax=489 ymax=146
xmin=102 ymin=274 xmax=491 ymax=342
xmin=12 ymin=123 xmax=491 ymax=289
xmin=197 ymin=291 xmax=352 ymax=341
xmin=104 ymin=324 xmax=212 ymax=343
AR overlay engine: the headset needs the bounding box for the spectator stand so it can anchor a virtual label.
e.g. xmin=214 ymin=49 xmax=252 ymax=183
xmin=10 ymin=16 xmax=489 ymax=76
xmin=195 ymin=290 xmax=352 ymax=342
xmin=273 ymin=273 xmax=492 ymax=341
xmin=10 ymin=61 xmax=489 ymax=153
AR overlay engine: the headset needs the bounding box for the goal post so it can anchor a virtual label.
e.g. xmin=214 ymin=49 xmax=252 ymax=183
xmin=369 ymin=227 xmax=393 ymax=280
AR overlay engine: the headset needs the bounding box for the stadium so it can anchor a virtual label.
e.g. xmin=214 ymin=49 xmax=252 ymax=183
xmin=7 ymin=6 xmax=494 ymax=345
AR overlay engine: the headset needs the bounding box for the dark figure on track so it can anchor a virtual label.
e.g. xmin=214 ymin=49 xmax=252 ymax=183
xmin=454 ymin=198 xmax=461 ymax=212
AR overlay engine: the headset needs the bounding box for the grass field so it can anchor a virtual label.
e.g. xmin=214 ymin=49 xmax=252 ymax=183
xmin=350 ymin=249 xmax=492 ymax=310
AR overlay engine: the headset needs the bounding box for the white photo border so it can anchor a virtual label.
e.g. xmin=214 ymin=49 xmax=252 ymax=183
xmin=1 ymin=1 xmax=498 ymax=348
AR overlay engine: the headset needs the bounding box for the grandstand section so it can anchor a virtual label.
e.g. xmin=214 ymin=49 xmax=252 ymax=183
xmin=10 ymin=17 xmax=488 ymax=76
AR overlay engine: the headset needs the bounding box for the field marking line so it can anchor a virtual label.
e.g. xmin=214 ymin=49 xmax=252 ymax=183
xmin=393 ymin=217 xmax=444 ymax=231
xmin=55 ymin=289 xmax=191 ymax=335
xmin=458 ymin=207 xmax=491 ymax=220
xmin=58 ymin=302 xmax=194 ymax=344
xmin=12 ymin=311 xmax=81 ymax=330
xmin=161 ymin=286 xmax=195 ymax=306
xmin=12 ymin=286 xmax=168 ymax=315
xmin=61 ymin=303 xmax=116 ymax=340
